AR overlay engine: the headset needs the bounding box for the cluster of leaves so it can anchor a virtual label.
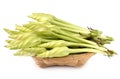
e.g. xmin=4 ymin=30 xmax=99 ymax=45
xmin=4 ymin=13 xmax=115 ymax=58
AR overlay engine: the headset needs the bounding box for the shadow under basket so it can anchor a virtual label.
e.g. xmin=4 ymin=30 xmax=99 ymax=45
xmin=32 ymin=52 xmax=95 ymax=68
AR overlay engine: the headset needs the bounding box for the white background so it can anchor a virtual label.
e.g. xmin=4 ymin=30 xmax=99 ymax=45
xmin=0 ymin=0 xmax=120 ymax=79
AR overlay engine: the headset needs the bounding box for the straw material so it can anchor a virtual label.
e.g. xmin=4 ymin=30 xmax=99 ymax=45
xmin=32 ymin=52 xmax=95 ymax=68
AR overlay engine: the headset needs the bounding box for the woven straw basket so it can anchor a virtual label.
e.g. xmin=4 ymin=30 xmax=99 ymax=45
xmin=32 ymin=52 xmax=95 ymax=68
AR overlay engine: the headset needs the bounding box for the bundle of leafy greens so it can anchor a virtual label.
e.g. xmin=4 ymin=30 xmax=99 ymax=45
xmin=4 ymin=13 xmax=116 ymax=58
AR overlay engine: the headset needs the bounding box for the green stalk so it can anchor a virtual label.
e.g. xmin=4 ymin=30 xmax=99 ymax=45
xmin=52 ymin=29 xmax=97 ymax=46
xmin=54 ymin=17 xmax=89 ymax=32
xmin=51 ymin=20 xmax=90 ymax=35
xmin=69 ymin=48 xmax=107 ymax=55
xmin=59 ymin=28 xmax=89 ymax=38
xmin=60 ymin=27 xmax=84 ymax=34
xmin=66 ymin=42 xmax=107 ymax=51
xmin=51 ymin=32 xmax=79 ymax=42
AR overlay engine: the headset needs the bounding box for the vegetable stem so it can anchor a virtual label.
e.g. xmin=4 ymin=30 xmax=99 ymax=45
xmin=69 ymin=48 xmax=106 ymax=55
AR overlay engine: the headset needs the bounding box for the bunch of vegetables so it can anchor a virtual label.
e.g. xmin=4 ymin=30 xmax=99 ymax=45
xmin=4 ymin=13 xmax=115 ymax=58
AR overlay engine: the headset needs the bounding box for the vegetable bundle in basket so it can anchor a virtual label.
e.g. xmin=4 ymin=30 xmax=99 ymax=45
xmin=4 ymin=13 xmax=115 ymax=67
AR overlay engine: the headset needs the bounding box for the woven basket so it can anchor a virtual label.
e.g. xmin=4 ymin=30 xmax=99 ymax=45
xmin=32 ymin=52 xmax=95 ymax=68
